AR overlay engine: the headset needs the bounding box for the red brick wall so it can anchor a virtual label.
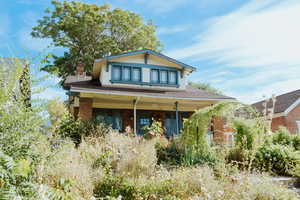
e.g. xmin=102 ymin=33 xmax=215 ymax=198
xmin=285 ymin=104 xmax=300 ymax=134
xmin=78 ymin=98 xmax=93 ymax=120
xmin=271 ymin=116 xmax=287 ymax=132
xmin=212 ymin=116 xmax=227 ymax=145
xmin=271 ymin=104 xmax=300 ymax=134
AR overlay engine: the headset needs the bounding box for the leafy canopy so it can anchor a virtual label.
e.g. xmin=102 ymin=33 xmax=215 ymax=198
xmin=32 ymin=0 xmax=163 ymax=83
xmin=188 ymin=81 xmax=223 ymax=95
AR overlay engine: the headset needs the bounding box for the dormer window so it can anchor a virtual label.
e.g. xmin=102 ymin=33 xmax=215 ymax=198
xmin=169 ymin=71 xmax=177 ymax=84
xmin=112 ymin=65 xmax=122 ymax=80
xmin=132 ymin=68 xmax=141 ymax=82
xmin=111 ymin=62 xmax=179 ymax=87
xmin=160 ymin=70 xmax=168 ymax=84
xmin=151 ymin=68 xmax=178 ymax=85
xmin=150 ymin=69 xmax=159 ymax=83
xmin=112 ymin=64 xmax=142 ymax=82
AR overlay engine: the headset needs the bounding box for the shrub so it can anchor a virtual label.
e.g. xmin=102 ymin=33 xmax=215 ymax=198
xmin=156 ymin=142 xmax=181 ymax=166
xmin=57 ymin=114 xmax=113 ymax=145
xmin=254 ymin=144 xmax=300 ymax=177
xmin=181 ymin=146 xmax=218 ymax=167
xmin=94 ymin=176 xmax=136 ymax=200
xmin=142 ymin=118 xmax=165 ymax=139
xmin=37 ymin=140 xmax=96 ymax=199
xmin=232 ymin=118 xmax=267 ymax=151
xmin=272 ymin=127 xmax=300 ymax=151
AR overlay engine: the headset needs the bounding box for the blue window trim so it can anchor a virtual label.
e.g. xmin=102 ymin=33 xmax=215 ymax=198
xmin=150 ymin=68 xmax=178 ymax=85
xmin=110 ymin=62 xmax=179 ymax=87
xmin=111 ymin=64 xmax=142 ymax=83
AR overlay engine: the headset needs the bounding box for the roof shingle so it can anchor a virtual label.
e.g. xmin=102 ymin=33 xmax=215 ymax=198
xmin=252 ymin=89 xmax=300 ymax=114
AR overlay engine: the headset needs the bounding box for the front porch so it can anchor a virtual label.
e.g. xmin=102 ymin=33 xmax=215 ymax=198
xmin=92 ymin=108 xmax=192 ymax=136
xmin=71 ymin=91 xmax=231 ymax=143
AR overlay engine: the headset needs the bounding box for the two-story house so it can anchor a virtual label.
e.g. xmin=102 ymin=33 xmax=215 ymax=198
xmin=64 ymin=49 xmax=235 ymax=142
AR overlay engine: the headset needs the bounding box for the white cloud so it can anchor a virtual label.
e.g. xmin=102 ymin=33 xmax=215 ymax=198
xmin=157 ymin=25 xmax=191 ymax=35
xmin=167 ymin=0 xmax=300 ymax=103
xmin=18 ymin=28 xmax=52 ymax=52
xmin=135 ymin=0 xmax=187 ymax=13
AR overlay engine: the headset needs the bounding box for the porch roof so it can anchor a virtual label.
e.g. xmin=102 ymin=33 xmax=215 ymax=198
xmin=68 ymin=78 xmax=235 ymax=102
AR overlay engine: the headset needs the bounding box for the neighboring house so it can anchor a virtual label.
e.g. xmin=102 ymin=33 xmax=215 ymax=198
xmin=252 ymin=90 xmax=300 ymax=134
xmin=63 ymin=49 xmax=236 ymax=143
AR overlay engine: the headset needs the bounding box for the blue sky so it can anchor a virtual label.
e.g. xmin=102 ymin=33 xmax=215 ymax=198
xmin=1 ymin=0 xmax=300 ymax=103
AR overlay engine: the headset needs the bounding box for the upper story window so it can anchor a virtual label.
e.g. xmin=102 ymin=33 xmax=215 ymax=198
xmin=110 ymin=62 xmax=179 ymax=87
xmin=112 ymin=65 xmax=121 ymax=80
xmin=151 ymin=69 xmax=178 ymax=85
xmin=160 ymin=70 xmax=168 ymax=84
xmin=150 ymin=69 xmax=159 ymax=83
xmin=112 ymin=65 xmax=142 ymax=82
xmin=169 ymin=71 xmax=177 ymax=84
xmin=132 ymin=68 xmax=141 ymax=82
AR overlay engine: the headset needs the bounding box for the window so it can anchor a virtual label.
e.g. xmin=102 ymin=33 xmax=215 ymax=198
xmin=151 ymin=69 xmax=159 ymax=83
xmin=111 ymin=65 xmax=142 ymax=82
xmin=169 ymin=71 xmax=177 ymax=84
xmin=297 ymin=121 xmax=300 ymax=135
xmin=123 ymin=67 xmax=131 ymax=81
xmin=132 ymin=68 xmax=141 ymax=82
xmin=112 ymin=65 xmax=121 ymax=80
xmin=160 ymin=70 xmax=168 ymax=84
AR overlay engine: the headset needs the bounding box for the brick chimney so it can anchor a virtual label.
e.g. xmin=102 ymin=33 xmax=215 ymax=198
xmin=76 ymin=62 xmax=86 ymax=78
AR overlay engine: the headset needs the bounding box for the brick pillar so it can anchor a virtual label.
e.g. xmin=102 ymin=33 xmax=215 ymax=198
xmin=212 ymin=116 xmax=227 ymax=145
xmin=78 ymin=98 xmax=93 ymax=120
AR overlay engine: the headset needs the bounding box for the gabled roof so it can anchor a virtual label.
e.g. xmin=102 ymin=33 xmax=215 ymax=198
xmin=252 ymin=89 xmax=300 ymax=115
xmin=95 ymin=49 xmax=197 ymax=71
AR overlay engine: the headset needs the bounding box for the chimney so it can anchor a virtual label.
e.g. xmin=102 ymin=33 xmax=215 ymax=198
xmin=76 ymin=62 xmax=86 ymax=78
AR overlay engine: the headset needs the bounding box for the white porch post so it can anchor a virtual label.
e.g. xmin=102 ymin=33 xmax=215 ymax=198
xmin=133 ymin=97 xmax=140 ymax=135
xmin=175 ymin=101 xmax=179 ymax=136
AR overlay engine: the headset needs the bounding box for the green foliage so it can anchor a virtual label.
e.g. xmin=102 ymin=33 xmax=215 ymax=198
xmin=19 ymin=63 xmax=31 ymax=108
xmin=188 ymin=81 xmax=223 ymax=94
xmin=57 ymin=113 xmax=112 ymax=145
xmin=272 ymin=127 xmax=300 ymax=151
xmin=156 ymin=143 xmax=181 ymax=166
xmin=255 ymin=144 xmax=300 ymax=177
xmin=46 ymin=98 xmax=67 ymax=129
xmin=32 ymin=0 xmax=162 ymax=83
xmin=181 ymin=146 xmax=218 ymax=167
xmin=233 ymin=118 xmax=267 ymax=150
xmin=142 ymin=118 xmax=165 ymax=139
xmin=182 ymin=103 xmax=237 ymax=149
xmin=94 ymin=176 xmax=136 ymax=200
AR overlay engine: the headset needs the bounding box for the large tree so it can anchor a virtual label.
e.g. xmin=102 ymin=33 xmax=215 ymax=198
xmin=32 ymin=0 xmax=162 ymax=83
xmin=188 ymin=81 xmax=223 ymax=95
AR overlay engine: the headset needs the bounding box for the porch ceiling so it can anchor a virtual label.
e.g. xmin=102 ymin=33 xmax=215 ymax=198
xmin=80 ymin=92 xmax=218 ymax=112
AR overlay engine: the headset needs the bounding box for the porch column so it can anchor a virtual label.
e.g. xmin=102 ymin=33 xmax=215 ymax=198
xmin=175 ymin=101 xmax=179 ymax=136
xmin=133 ymin=97 xmax=140 ymax=135
xmin=79 ymin=98 xmax=93 ymax=120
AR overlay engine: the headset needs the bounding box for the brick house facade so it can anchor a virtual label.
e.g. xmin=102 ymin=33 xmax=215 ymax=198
xmin=64 ymin=49 xmax=236 ymax=143
xmin=252 ymin=90 xmax=300 ymax=134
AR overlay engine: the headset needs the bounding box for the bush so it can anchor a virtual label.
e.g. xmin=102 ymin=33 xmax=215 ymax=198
xmin=57 ymin=114 xmax=113 ymax=145
xmin=37 ymin=140 xmax=96 ymax=199
xmin=94 ymin=176 xmax=136 ymax=200
xmin=232 ymin=118 xmax=267 ymax=151
xmin=272 ymin=127 xmax=300 ymax=151
xmin=255 ymin=144 xmax=300 ymax=176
